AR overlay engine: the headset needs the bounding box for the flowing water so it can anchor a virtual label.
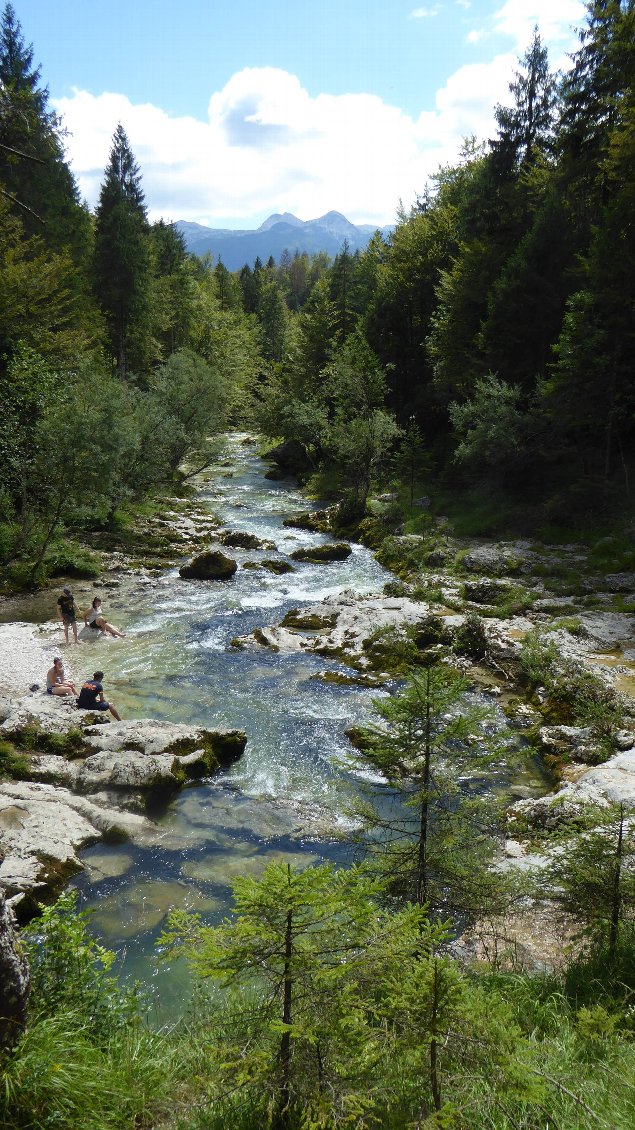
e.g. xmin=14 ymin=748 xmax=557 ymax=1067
xmin=24 ymin=435 xmax=544 ymax=1014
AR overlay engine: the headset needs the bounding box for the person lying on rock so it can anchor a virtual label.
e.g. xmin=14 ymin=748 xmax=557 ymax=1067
xmin=84 ymin=596 xmax=126 ymax=639
xmin=56 ymin=587 xmax=81 ymax=645
xmin=76 ymin=670 xmax=121 ymax=720
xmin=46 ymin=657 xmax=77 ymax=697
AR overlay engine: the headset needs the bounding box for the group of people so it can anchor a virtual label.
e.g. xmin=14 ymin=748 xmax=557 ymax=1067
xmin=49 ymin=587 xmax=125 ymax=719
xmin=46 ymin=658 xmax=121 ymax=719
xmin=56 ymin=588 xmax=125 ymax=644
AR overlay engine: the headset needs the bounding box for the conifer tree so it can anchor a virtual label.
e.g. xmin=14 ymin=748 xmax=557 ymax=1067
xmin=92 ymin=124 xmax=151 ymax=378
xmin=350 ymin=659 xmax=514 ymax=923
xmin=0 ymin=3 xmax=89 ymax=255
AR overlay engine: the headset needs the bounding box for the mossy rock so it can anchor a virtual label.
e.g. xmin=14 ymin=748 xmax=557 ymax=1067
xmin=166 ymin=730 xmax=247 ymax=773
xmin=345 ymin=726 xmax=379 ymax=752
xmin=261 ymin=559 xmax=296 ymax=574
xmin=310 ymin=671 xmax=388 ymax=688
xmin=219 ymin=530 xmax=270 ymax=550
xmin=281 ymin=609 xmax=338 ymax=630
xmin=179 ymin=550 xmax=237 ymax=580
xmin=290 ymin=542 xmax=352 ymax=564
xmin=282 ymin=511 xmax=330 ymax=533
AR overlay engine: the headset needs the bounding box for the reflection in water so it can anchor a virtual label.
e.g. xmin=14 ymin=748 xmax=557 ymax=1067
xmin=70 ymin=436 xmax=543 ymax=1014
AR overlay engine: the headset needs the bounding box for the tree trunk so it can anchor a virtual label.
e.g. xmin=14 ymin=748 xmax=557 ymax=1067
xmin=0 ymin=889 xmax=30 ymax=1049
xmin=609 ymin=807 xmax=624 ymax=960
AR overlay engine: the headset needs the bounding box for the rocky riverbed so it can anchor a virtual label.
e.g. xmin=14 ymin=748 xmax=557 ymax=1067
xmin=2 ymin=444 xmax=635 ymax=961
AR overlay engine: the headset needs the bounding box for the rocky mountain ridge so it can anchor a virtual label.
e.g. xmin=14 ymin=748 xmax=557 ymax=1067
xmin=176 ymin=209 xmax=394 ymax=269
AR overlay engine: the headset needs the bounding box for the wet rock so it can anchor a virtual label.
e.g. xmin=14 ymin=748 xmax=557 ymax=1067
xmin=290 ymin=542 xmax=352 ymax=564
xmin=179 ymin=549 xmax=237 ymax=580
xmin=260 ymin=559 xmax=295 ymax=575
xmin=282 ymin=511 xmax=330 ymax=532
xmin=218 ymin=530 xmax=274 ymax=550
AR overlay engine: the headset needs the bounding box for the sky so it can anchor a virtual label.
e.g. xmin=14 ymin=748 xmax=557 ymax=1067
xmin=14 ymin=0 xmax=586 ymax=230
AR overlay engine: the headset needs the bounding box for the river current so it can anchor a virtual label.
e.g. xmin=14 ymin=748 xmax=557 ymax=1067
xmin=67 ymin=435 xmax=541 ymax=1013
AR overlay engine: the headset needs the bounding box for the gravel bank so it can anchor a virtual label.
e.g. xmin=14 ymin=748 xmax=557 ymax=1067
xmin=0 ymin=621 xmax=79 ymax=698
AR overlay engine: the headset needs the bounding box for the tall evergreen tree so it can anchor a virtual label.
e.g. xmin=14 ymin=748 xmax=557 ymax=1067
xmin=92 ymin=124 xmax=151 ymax=378
xmin=0 ymin=3 xmax=90 ymax=256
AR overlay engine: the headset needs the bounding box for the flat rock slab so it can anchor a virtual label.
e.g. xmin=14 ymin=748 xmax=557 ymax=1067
xmin=0 ymin=780 xmax=150 ymax=906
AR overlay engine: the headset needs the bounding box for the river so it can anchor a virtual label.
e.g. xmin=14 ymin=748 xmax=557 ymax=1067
xmin=56 ymin=436 xmax=541 ymax=1014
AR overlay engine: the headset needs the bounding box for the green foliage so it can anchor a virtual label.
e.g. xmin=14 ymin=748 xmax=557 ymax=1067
xmin=453 ymin=611 xmax=488 ymax=660
xmin=519 ymin=628 xmax=627 ymax=744
xmin=0 ymin=738 xmax=30 ymax=779
xmin=160 ymin=861 xmax=432 ymax=1127
xmin=0 ymin=891 xmax=179 ymax=1130
xmin=348 ymin=662 xmax=515 ymax=921
xmin=537 ymin=806 xmax=635 ymax=957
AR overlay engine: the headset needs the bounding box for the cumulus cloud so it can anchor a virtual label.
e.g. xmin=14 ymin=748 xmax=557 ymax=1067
xmin=492 ymin=0 xmax=585 ymax=51
xmin=53 ymin=1 xmax=586 ymax=228
xmin=56 ymin=66 xmax=508 ymax=227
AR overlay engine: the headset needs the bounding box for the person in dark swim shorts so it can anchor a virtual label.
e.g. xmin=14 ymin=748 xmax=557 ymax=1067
xmin=46 ymin=657 xmax=77 ymax=697
xmin=56 ymin=587 xmax=81 ymax=645
xmin=76 ymin=671 xmax=122 ymax=720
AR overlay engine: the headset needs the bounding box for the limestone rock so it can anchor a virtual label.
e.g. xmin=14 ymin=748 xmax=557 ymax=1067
xmin=290 ymin=542 xmax=352 ymax=564
xmin=0 ymin=888 xmax=29 ymax=1048
xmin=179 ymin=549 xmax=237 ymax=580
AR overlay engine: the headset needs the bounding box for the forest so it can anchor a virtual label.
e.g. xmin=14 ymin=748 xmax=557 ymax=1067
xmin=1 ymin=0 xmax=634 ymax=590
xmin=1 ymin=1 xmax=635 ymax=1127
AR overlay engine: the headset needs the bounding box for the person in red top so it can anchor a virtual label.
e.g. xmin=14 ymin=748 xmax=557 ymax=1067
xmin=76 ymin=671 xmax=121 ymax=720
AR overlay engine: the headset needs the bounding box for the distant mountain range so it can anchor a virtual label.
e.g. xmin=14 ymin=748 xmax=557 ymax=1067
xmin=175 ymin=210 xmax=394 ymax=270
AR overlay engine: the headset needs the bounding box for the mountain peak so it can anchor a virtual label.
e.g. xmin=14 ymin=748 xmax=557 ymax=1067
xmin=258 ymin=212 xmax=304 ymax=232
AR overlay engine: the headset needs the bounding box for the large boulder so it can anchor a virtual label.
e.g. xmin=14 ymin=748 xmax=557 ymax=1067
xmin=179 ymin=549 xmax=237 ymax=580
xmin=290 ymin=543 xmax=352 ymax=564
xmin=264 ymin=439 xmax=312 ymax=474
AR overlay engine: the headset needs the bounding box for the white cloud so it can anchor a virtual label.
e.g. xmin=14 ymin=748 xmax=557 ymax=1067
xmin=55 ymin=65 xmax=511 ymax=227
xmin=492 ymin=0 xmax=585 ymax=53
xmin=410 ymin=7 xmax=441 ymax=19
xmin=53 ymin=0 xmax=585 ymax=230
xmin=466 ymin=28 xmax=485 ymax=43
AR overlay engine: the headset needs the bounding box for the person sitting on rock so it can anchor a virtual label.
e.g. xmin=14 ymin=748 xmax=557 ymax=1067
xmin=46 ymin=657 xmax=77 ymax=697
xmin=56 ymin=587 xmax=81 ymax=645
xmin=84 ymin=597 xmax=125 ymax=639
xmin=76 ymin=671 xmax=121 ymax=720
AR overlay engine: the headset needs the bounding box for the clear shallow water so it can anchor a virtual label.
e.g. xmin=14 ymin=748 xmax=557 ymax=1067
xmin=68 ymin=437 xmax=544 ymax=1012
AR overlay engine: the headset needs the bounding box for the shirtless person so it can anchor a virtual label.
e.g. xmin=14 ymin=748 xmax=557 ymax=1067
xmin=46 ymin=657 xmax=77 ymax=697
xmin=76 ymin=671 xmax=121 ymax=720
xmin=56 ymin=587 xmax=81 ymax=645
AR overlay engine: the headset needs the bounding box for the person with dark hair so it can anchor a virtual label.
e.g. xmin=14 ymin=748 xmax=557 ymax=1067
xmin=83 ymin=597 xmax=125 ymax=639
xmin=56 ymin=587 xmax=81 ymax=645
xmin=76 ymin=671 xmax=121 ymax=720
xmin=46 ymin=657 xmax=77 ymax=697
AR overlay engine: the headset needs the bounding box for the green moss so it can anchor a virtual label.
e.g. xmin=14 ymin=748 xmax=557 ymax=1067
xmin=0 ymin=738 xmax=31 ymax=779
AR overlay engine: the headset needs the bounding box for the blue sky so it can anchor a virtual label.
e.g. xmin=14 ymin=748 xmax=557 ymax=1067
xmin=14 ymin=0 xmax=586 ymax=228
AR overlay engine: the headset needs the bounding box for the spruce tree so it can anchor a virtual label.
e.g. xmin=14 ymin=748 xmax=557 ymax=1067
xmin=0 ymin=3 xmax=89 ymax=255
xmin=349 ymin=659 xmax=514 ymax=924
xmin=92 ymin=123 xmax=151 ymax=378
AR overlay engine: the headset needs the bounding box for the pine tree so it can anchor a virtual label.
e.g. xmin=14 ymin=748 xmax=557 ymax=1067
xmin=349 ymin=660 xmax=514 ymax=922
xmin=0 ymin=3 xmax=90 ymax=256
xmin=92 ymin=124 xmax=151 ymax=378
